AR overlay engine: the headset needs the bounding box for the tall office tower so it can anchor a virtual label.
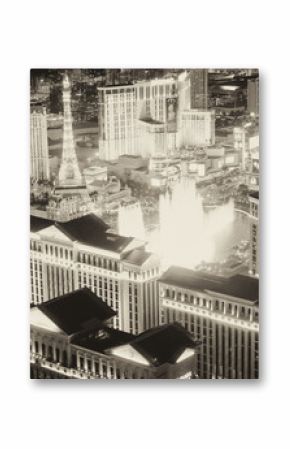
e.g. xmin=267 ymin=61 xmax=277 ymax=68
xmin=30 ymin=105 xmax=50 ymax=181
xmin=98 ymin=85 xmax=136 ymax=160
xmin=58 ymin=74 xmax=83 ymax=187
xmin=30 ymin=214 xmax=160 ymax=333
xmin=30 ymin=288 xmax=199 ymax=379
xmin=159 ymin=266 xmax=259 ymax=379
xmin=179 ymin=110 xmax=215 ymax=148
xmin=178 ymin=70 xmax=208 ymax=110
xmin=105 ymin=69 xmax=121 ymax=86
xmin=247 ymin=78 xmax=259 ymax=115
xmin=189 ymin=69 xmax=208 ymax=109
xmin=249 ymin=191 xmax=259 ymax=277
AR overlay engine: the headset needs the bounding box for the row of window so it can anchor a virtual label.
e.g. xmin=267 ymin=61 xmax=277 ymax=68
xmin=75 ymin=354 xmax=146 ymax=379
xmin=128 ymin=267 xmax=159 ymax=280
xmin=175 ymin=309 xmax=258 ymax=379
xmin=163 ymin=288 xmax=257 ymax=321
xmin=138 ymin=83 xmax=176 ymax=100
xmin=78 ymin=253 xmax=120 ymax=272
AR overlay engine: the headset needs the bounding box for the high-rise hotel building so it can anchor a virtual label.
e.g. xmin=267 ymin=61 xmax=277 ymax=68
xmin=249 ymin=191 xmax=259 ymax=277
xmin=159 ymin=266 xmax=259 ymax=379
xmin=98 ymin=85 xmax=136 ymax=160
xmin=98 ymin=70 xmax=214 ymax=161
xmin=247 ymin=77 xmax=259 ymax=116
xmin=30 ymin=105 xmax=50 ymax=181
xmin=30 ymin=288 xmax=199 ymax=379
xmin=30 ymin=213 xmax=160 ymax=334
xmin=177 ymin=69 xmax=208 ymax=110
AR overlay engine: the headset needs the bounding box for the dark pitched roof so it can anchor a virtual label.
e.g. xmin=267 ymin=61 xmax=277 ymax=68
xmin=38 ymin=288 xmax=116 ymax=335
xmin=57 ymin=213 xmax=108 ymax=236
xmin=249 ymin=190 xmax=259 ymax=200
xmin=131 ymin=323 xmax=198 ymax=366
xmin=159 ymin=266 xmax=259 ymax=303
xmin=74 ymin=327 xmax=134 ymax=353
xmin=56 ymin=214 xmax=132 ymax=252
xmin=123 ymin=248 xmax=151 ymax=266
xmin=30 ymin=213 xmax=133 ymax=253
xmin=30 ymin=215 xmax=54 ymax=233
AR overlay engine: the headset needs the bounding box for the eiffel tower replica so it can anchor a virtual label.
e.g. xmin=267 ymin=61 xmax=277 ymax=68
xmin=55 ymin=73 xmax=88 ymax=196
xmin=54 ymin=73 xmax=91 ymax=217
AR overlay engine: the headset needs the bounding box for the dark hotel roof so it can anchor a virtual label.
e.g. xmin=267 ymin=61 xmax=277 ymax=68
xmin=31 ymin=213 xmax=133 ymax=253
xmin=30 ymin=215 xmax=54 ymax=233
xmin=159 ymin=266 xmax=259 ymax=303
xmin=131 ymin=323 xmax=199 ymax=366
xmin=74 ymin=322 xmax=198 ymax=367
xmin=249 ymin=190 xmax=259 ymax=200
xmin=75 ymin=328 xmax=134 ymax=353
xmin=123 ymin=248 xmax=151 ymax=266
xmin=38 ymin=288 xmax=116 ymax=335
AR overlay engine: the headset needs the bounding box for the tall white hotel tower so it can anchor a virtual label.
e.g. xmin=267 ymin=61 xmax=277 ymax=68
xmin=30 ymin=105 xmax=50 ymax=181
xmin=57 ymin=74 xmax=83 ymax=188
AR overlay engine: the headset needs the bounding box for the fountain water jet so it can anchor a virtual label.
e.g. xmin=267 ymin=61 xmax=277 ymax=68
xmin=118 ymin=201 xmax=146 ymax=241
xmin=118 ymin=178 xmax=236 ymax=270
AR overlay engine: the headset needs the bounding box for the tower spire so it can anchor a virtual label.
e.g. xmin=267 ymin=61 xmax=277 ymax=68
xmin=58 ymin=73 xmax=83 ymax=186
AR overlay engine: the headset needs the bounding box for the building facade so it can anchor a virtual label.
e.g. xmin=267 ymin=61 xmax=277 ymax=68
xmin=30 ymin=214 xmax=160 ymax=333
xmin=135 ymin=77 xmax=177 ymax=124
xmin=188 ymin=69 xmax=208 ymax=109
xmin=98 ymin=70 xmax=211 ymax=160
xmin=30 ymin=106 xmax=50 ymax=181
xmin=98 ymin=85 xmax=136 ymax=160
xmin=30 ymin=288 xmax=199 ymax=379
xmin=249 ymin=191 xmax=259 ymax=277
xmin=247 ymin=78 xmax=259 ymax=116
xmin=178 ymin=109 xmax=215 ymax=148
xmin=159 ymin=266 xmax=259 ymax=379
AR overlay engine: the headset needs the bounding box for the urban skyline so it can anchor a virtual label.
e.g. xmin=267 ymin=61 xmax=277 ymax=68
xmin=30 ymin=68 xmax=259 ymax=379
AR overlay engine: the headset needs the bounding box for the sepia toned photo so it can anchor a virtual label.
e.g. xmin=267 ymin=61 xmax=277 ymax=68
xmin=30 ymin=68 xmax=259 ymax=380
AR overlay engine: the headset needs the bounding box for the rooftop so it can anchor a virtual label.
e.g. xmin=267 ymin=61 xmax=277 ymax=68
xmin=131 ymin=323 xmax=199 ymax=366
xmin=98 ymin=84 xmax=134 ymax=91
xmin=160 ymin=266 xmax=259 ymax=303
xmin=31 ymin=213 xmax=134 ymax=253
xmin=74 ymin=327 xmax=134 ymax=353
xmin=249 ymin=190 xmax=259 ymax=200
xmin=57 ymin=214 xmax=133 ymax=252
xmin=30 ymin=215 xmax=54 ymax=233
xmin=37 ymin=288 xmax=116 ymax=335
xmin=123 ymin=248 xmax=151 ymax=266
xmin=76 ymin=322 xmax=199 ymax=366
